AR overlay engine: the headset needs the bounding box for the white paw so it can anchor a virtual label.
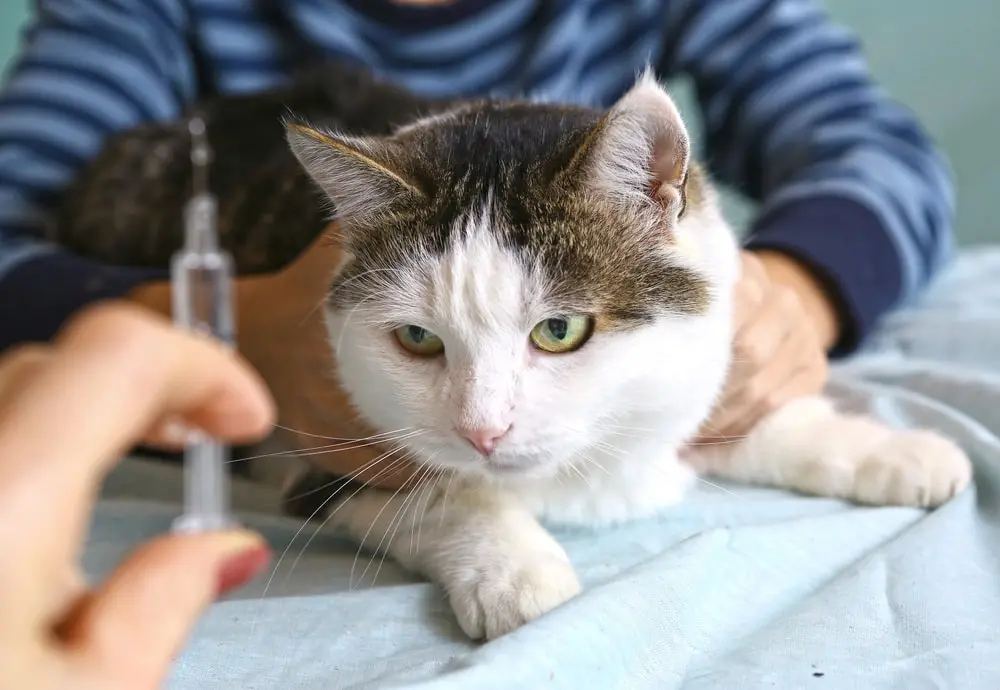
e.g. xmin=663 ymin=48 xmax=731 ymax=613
xmin=447 ymin=552 xmax=582 ymax=641
xmin=853 ymin=429 xmax=972 ymax=508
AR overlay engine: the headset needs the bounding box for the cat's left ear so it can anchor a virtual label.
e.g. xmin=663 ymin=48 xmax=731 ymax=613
xmin=286 ymin=122 xmax=424 ymax=221
xmin=564 ymin=69 xmax=690 ymax=217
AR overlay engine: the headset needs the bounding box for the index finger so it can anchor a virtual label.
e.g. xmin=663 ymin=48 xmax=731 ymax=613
xmin=0 ymin=302 xmax=275 ymax=515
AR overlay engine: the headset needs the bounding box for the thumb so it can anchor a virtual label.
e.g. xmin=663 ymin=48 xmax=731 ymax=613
xmin=62 ymin=530 xmax=270 ymax=687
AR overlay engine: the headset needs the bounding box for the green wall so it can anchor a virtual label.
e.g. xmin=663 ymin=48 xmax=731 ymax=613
xmin=0 ymin=1 xmax=995 ymax=243
xmin=0 ymin=2 xmax=27 ymax=74
xmin=673 ymin=1 xmax=997 ymax=245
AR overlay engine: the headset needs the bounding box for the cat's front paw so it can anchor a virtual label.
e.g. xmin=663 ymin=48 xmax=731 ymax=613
xmin=854 ymin=429 xmax=972 ymax=508
xmin=447 ymin=552 xmax=582 ymax=641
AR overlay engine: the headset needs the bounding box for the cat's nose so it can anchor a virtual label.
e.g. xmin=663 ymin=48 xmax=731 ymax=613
xmin=458 ymin=425 xmax=511 ymax=456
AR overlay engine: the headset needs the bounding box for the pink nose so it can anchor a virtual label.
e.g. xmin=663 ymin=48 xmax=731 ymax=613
xmin=458 ymin=425 xmax=511 ymax=456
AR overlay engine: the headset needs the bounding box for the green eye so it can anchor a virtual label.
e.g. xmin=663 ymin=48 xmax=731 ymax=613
xmin=394 ymin=325 xmax=445 ymax=357
xmin=529 ymin=316 xmax=594 ymax=354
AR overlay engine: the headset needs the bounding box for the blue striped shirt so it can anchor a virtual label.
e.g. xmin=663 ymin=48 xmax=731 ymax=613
xmin=0 ymin=0 xmax=954 ymax=355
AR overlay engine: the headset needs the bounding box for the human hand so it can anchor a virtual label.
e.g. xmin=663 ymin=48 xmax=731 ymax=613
xmin=691 ymin=251 xmax=832 ymax=444
xmin=0 ymin=304 xmax=274 ymax=690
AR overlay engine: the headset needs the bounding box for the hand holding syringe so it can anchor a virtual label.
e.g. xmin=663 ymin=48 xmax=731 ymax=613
xmin=170 ymin=115 xmax=238 ymax=533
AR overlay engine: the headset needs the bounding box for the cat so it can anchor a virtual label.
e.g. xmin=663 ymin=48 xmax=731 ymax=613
xmin=56 ymin=63 xmax=972 ymax=641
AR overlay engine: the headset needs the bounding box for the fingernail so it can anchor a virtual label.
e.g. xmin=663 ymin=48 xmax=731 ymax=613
xmin=215 ymin=532 xmax=271 ymax=596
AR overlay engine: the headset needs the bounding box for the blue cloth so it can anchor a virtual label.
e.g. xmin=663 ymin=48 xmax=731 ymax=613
xmin=84 ymin=246 xmax=1000 ymax=689
xmin=0 ymin=0 xmax=952 ymax=354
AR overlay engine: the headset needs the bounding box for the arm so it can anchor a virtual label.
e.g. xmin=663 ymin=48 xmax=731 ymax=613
xmin=661 ymin=0 xmax=955 ymax=355
xmin=0 ymin=0 xmax=197 ymax=351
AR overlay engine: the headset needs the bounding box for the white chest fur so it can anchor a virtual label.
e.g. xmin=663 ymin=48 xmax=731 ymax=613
xmin=499 ymin=435 xmax=697 ymax=527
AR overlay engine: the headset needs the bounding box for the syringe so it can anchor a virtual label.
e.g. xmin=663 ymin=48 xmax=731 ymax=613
xmin=170 ymin=114 xmax=238 ymax=533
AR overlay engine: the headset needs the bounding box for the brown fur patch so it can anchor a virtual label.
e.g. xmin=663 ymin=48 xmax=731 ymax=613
xmin=324 ymin=100 xmax=712 ymax=326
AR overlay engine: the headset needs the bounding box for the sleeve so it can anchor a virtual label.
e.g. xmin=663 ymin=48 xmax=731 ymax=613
xmin=0 ymin=0 xmax=197 ymax=351
xmin=659 ymin=0 xmax=955 ymax=355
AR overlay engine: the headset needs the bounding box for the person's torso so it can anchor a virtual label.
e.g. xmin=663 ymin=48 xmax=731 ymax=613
xmin=186 ymin=0 xmax=676 ymax=106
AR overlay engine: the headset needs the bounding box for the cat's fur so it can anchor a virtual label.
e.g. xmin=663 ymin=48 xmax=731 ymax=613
xmin=56 ymin=64 xmax=972 ymax=641
xmin=52 ymin=66 xmax=458 ymax=274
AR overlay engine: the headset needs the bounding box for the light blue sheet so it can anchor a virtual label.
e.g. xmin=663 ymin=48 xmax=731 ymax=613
xmin=87 ymin=246 xmax=1000 ymax=689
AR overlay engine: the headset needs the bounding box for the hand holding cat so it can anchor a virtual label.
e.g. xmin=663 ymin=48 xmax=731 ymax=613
xmin=236 ymin=230 xmax=418 ymax=488
xmin=692 ymin=250 xmax=832 ymax=444
xmin=0 ymin=304 xmax=273 ymax=690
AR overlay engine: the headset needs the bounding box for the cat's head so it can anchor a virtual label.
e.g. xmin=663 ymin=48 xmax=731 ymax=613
xmin=287 ymin=71 xmax=739 ymax=481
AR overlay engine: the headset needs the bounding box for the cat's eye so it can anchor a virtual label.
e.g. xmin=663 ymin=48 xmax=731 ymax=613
xmin=394 ymin=325 xmax=445 ymax=357
xmin=529 ymin=316 xmax=594 ymax=354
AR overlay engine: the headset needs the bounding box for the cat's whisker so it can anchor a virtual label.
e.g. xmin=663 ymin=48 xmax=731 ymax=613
xmin=292 ymin=429 xmax=425 ymax=459
xmin=564 ymin=459 xmax=594 ymax=489
xmin=416 ymin=467 xmax=448 ymax=552
xmin=574 ymin=452 xmax=612 ymax=478
xmin=577 ymin=429 xmax=750 ymax=500
xmin=225 ymin=442 xmax=342 ymax=464
xmin=695 ymin=475 xmax=747 ymax=500
xmin=685 ymin=436 xmax=750 ymax=447
xmin=298 ymin=292 xmax=331 ymax=328
xmin=335 ymin=294 xmax=378 ymax=360
xmin=558 ymin=421 xmax=650 ymax=447
xmin=229 ymin=428 xmax=422 ymax=464
xmin=249 ymin=443 xmax=414 ymax=637
xmin=591 ymin=420 xmax=658 ymax=434
xmin=357 ymin=461 xmax=427 ymax=589
xmin=410 ymin=454 xmax=443 ymax=556
xmin=686 ymin=415 xmax=751 ymax=444
xmin=438 ymin=469 xmax=456 ymax=529
xmin=280 ymin=450 xmax=414 ymax=596
xmin=368 ymin=487 xmax=421 ymax=589
xmin=405 ymin=467 xmax=432 ymax=557
xmin=590 ymin=439 xmax=632 ymax=463
xmin=561 ymin=424 xmax=746 ymax=499
xmin=371 ymin=463 xmax=444 ymax=588
xmin=590 ymin=428 xmax=648 ymax=441
xmin=695 ymin=412 xmax=734 ymax=434
xmin=273 ymin=422 xmax=416 ymax=443
xmin=367 ymin=459 xmax=430 ymax=573
xmin=282 ymin=438 xmax=423 ymax=504
xmin=351 ymin=454 xmax=426 ymax=588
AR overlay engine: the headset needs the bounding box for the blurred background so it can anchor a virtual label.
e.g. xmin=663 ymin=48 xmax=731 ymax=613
xmin=2 ymin=1 xmax=994 ymax=244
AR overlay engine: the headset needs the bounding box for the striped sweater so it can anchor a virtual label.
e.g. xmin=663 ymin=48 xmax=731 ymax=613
xmin=0 ymin=0 xmax=954 ymax=355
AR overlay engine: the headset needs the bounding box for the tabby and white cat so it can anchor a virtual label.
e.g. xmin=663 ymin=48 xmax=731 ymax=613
xmin=279 ymin=71 xmax=971 ymax=640
xmin=57 ymin=65 xmax=971 ymax=641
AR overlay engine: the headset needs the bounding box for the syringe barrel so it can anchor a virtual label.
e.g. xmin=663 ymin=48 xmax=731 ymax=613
xmin=170 ymin=247 xmax=235 ymax=346
xmin=169 ymin=244 xmax=237 ymax=534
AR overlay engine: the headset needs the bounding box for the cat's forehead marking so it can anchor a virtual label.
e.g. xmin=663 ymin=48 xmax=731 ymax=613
xmin=427 ymin=207 xmax=541 ymax=338
xmin=332 ymin=102 xmax=712 ymax=325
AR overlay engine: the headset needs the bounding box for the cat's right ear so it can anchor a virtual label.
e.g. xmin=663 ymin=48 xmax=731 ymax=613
xmin=560 ymin=69 xmax=690 ymax=219
xmin=286 ymin=122 xmax=424 ymax=220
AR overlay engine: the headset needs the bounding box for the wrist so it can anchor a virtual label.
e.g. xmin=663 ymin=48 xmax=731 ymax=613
xmin=752 ymin=249 xmax=840 ymax=351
